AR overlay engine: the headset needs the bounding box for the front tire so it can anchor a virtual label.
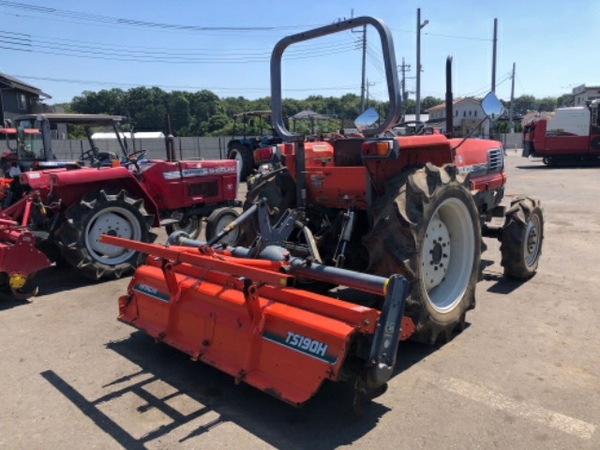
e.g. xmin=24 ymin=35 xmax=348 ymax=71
xmin=56 ymin=189 xmax=156 ymax=281
xmin=206 ymin=207 xmax=241 ymax=246
xmin=500 ymin=197 xmax=543 ymax=280
xmin=364 ymin=163 xmax=481 ymax=344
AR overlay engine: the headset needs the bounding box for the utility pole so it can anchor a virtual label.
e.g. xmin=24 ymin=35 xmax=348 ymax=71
xmin=416 ymin=8 xmax=429 ymax=122
xmin=509 ymin=62 xmax=516 ymax=133
xmin=398 ymin=58 xmax=412 ymax=120
xmin=350 ymin=10 xmax=367 ymax=112
xmin=491 ymin=18 xmax=497 ymax=92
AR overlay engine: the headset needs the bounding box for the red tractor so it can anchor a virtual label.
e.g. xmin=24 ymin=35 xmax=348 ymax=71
xmin=110 ymin=17 xmax=544 ymax=412
xmin=0 ymin=113 xmax=240 ymax=297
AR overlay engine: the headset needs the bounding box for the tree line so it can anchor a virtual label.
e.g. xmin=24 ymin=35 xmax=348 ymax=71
xmin=63 ymin=86 xmax=575 ymax=137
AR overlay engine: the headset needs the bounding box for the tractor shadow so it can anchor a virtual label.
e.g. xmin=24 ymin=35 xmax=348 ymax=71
xmin=40 ymin=329 xmax=437 ymax=449
xmin=480 ymin=259 xmax=536 ymax=294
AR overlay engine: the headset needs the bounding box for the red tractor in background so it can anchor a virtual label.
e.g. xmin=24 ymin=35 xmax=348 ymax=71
xmin=109 ymin=16 xmax=544 ymax=413
xmin=0 ymin=113 xmax=240 ymax=298
xmin=522 ymin=99 xmax=600 ymax=165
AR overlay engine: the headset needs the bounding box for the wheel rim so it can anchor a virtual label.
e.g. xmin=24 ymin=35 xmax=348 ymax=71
xmin=214 ymin=213 xmax=240 ymax=246
xmin=524 ymin=213 xmax=541 ymax=267
xmin=85 ymin=207 xmax=142 ymax=264
xmin=231 ymin=150 xmax=244 ymax=174
xmin=421 ymin=197 xmax=475 ymax=313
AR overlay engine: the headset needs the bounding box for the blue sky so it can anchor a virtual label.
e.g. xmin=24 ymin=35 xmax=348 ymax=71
xmin=1 ymin=0 xmax=598 ymax=105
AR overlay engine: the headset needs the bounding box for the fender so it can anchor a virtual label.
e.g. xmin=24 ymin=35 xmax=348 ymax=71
xmin=50 ymin=166 xmax=161 ymax=226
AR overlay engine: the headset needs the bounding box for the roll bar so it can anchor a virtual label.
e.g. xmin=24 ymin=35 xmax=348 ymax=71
xmin=270 ymin=16 xmax=401 ymax=140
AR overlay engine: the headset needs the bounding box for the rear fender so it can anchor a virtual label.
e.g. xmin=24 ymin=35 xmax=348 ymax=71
xmin=49 ymin=166 xmax=160 ymax=226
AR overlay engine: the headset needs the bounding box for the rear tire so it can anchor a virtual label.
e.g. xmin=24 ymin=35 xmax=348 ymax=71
xmin=56 ymin=189 xmax=156 ymax=280
xmin=205 ymin=207 xmax=240 ymax=246
xmin=500 ymin=197 xmax=543 ymax=280
xmin=227 ymin=143 xmax=253 ymax=181
xmin=364 ymin=163 xmax=481 ymax=344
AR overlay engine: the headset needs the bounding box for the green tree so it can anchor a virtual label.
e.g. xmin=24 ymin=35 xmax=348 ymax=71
xmin=557 ymin=93 xmax=574 ymax=108
xmin=167 ymin=92 xmax=191 ymax=135
xmin=537 ymin=96 xmax=557 ymax=112
xmin=512 ymin=95 xmax=537 ymax=115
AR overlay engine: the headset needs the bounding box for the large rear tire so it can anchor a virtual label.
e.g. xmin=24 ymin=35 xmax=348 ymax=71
xmin=364 ymin=163 xmax=481 ymax=344
xmin=56 ymin=189 xmax=156 ymax=281
xmin=500 ymin=197 xmax=543 ymax=280
xmin=227 ymin=142 xmax=253 ymax=181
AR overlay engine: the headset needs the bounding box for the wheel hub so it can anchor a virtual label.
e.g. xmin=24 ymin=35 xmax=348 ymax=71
xmin=423 ymin=217 xmax=451 ymax=291
xmin=88 ymin=212 xmax=134 ymax=258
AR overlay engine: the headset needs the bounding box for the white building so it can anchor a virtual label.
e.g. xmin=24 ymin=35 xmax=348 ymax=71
xmin=572 ymin=84 xmax=600 ymax=106
xmin=426 ymin=97 xmax=489 ymax=137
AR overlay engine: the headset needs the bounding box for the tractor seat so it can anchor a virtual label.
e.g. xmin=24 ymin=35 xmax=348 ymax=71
xmin=333 ymin=137 xmax=364 ymax=167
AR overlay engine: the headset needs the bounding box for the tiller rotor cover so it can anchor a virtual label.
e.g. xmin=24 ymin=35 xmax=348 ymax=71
xmin=105 ymin=235 xmax=412 ymax=407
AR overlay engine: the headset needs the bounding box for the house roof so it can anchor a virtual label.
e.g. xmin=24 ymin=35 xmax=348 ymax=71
xmin=0 ymin=72 xmax=51 ymax=99
xmin=426 ymin=97 xmax=480 ymax=113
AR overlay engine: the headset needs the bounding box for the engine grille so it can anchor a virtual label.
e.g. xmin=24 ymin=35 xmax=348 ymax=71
xmin=488 ymin=148 xmax=504 ymax=172
xmin=188 ymin=180 xmax=219 ymax=197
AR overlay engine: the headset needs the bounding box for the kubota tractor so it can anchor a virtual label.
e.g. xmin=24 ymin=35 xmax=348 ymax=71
xmin=109 ymin=17 xmax=544 ymax=413
xmin=0 ymin=113 xmax=240 ymax=297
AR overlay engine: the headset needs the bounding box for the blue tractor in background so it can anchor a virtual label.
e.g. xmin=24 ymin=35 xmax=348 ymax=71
xmin=226 ymin=110 xmax=281 ymax=180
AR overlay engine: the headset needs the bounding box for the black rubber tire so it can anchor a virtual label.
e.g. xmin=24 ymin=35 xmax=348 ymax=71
xmin=500 ymin=197 xmax=544 ymax=280
xmin=165 ymin=215 xmax=201 ymax=240
xmin=55 ymin=189 xmax=156 ymax=281
xmin=227 ymin=143 xmax=253 ymax=181
xmin=363 ymin=163 xmax=481 ymax=345
xmin=11 ymin=276 xmax=39 ymax=301
xmin=205 ymin=207 xmax=241 ymax=246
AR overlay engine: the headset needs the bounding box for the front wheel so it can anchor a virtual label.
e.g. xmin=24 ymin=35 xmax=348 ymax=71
xmin=364 ymin=163 xmax=481 ymax=344
xmin=206 ymin=207 xmax=240 ymax=246
xmin=56 ymin=189 xmax=156 ymax=280
xmin=500 ymin=197 xmax=544 ymax=280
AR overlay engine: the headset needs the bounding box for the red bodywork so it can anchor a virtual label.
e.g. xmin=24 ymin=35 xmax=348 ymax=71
xmin=137 ymin=159 xmax=238 ymax=210
xmin=12 ymin=158 xmax=239 ymax=228
xmin=523 ymin=119 xmax=600 ymax=158
xmin=276 ymin=134 xmax=505 ymax=209
xmin=0 ymin=210 xmax=51 ymax=288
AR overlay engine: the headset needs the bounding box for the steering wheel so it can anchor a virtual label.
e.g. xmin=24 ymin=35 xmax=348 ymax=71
xmin=392 ymin=120 xmax=427 ymax=135
xmin=78 ymin=148 xmax=100 ymax=166
xmin=122 ymin=149 xmax=148 ymax=171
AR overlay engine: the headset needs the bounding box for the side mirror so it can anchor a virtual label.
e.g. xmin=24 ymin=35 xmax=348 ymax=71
xmin=481 ymin=92 xmax=504 ymax=120
xmin=354 ymin=107 xmax=379 ymax=132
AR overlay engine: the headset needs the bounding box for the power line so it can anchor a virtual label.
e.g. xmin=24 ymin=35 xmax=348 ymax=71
xmin=0 ymin=1 xmax=309 ymax=32
xmin=11 ymin=74 xmax=360 ymax=95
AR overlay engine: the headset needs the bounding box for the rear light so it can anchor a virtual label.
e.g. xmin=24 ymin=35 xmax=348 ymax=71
xmin=254 ymin=146 xmax=275 ymax=163
xmin=362 ymin=140 xmax=394 ymax=158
